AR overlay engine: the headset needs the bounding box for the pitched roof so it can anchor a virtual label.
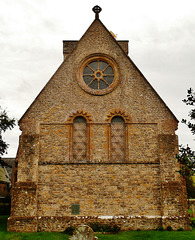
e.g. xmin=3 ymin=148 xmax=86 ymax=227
xmin=1 ymin=158 xmax=15 ymax=179
xmin=0 ymin=166 xmax=10 ymax=183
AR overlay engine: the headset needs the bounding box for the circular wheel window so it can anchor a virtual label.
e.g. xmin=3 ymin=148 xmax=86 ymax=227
xmin=83 ymin=60 xmax=114 ymax=90
xmin=78 ymin=55 xmax=119 ymax=95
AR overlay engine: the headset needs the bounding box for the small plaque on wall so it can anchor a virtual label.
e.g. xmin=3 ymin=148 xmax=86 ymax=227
xmin=71 ymin=204 xmax=80 ymax=215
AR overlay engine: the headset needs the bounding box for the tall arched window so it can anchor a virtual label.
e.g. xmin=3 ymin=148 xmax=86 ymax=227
xmin=73 ymin=116 xmax=87 ymax=161
xmin=111 ymin=116 xmax=125 ymax=161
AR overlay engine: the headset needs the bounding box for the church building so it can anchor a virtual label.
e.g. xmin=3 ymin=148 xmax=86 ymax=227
xmin=8 ymin=6 xmax=189 ymax=232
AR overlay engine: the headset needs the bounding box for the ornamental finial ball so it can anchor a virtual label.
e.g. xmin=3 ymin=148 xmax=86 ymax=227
xmin=92 ymin=5 xmax=102 ymax=19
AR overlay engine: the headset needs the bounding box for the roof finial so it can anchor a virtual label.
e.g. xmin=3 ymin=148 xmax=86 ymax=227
xmin=92 ymin=5 xmax=102 ymax=19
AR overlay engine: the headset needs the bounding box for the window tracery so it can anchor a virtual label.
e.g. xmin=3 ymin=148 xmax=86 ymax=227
xmin=105 ymin=109 xmax=131 ymax=162
xmin=73 ymin=116 xmax=87 ymax=161
xmin=83 ymin=60 xmax=114 ymax=90
xmin=111 ymin=116 xmax=125 ymax=161
xmin=78 ymin=54 xmax=120 ymax=95
xmin=67 ymin=111 xmax=92 ymax=162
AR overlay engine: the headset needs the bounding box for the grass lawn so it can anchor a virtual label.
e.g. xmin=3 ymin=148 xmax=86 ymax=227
xmin=1 ymin=216 xmax=195 ymax=240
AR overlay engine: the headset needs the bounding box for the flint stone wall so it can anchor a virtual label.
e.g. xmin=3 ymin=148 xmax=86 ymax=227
xmin=7 ymin=16 xmax=189 ymax=232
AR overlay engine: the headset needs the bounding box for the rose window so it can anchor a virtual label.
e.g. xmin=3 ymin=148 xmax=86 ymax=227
xmin=83 ymin=60 xmax=114 ymax=90
xmin=78 ymin=55 xmax=119 ymax=95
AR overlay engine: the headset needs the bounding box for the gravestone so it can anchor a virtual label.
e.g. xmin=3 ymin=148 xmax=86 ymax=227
xmin=69 ymin=225 xmax=98 ymax=240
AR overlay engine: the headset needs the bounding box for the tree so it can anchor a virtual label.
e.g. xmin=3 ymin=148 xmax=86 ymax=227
xmin=176 ymin=145 xmax=195 ymax=179
xmin=176 ymin=88 xmax=195 ymax=198
xmin=182 ymin=88 xmax=195 ymax=136
xmin=0 ymin=107 xmax=15 ymax=167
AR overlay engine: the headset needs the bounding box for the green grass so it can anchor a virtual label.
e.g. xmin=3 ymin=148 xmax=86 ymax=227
xmin=1 ymin=216 xmax=195 ymax=240
xmin=96 ymin=230 xmax=195 ymax=240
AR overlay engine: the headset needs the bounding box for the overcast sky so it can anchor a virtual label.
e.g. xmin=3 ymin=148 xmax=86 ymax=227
xmin=0 ymin=0 xmax=194 ymax=157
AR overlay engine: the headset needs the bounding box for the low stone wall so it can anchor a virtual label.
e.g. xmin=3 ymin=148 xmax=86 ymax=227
xmin=7 ymin=216 xmax=37 ymax=232
xmin=38 ymin=216 xmax=162 ymax=232
xmin=8 ymin=215 xmax=190 ymax=232
xmin=162 ymin=216 xmax=191 ymax=230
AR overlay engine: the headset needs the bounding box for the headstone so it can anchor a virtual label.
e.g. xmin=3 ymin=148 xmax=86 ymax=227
xmin=69 ymin=225 xmax=98 ymax=240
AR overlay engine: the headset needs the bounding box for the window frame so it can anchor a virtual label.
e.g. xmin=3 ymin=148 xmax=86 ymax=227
xmin=83 ymin=60 xmax=114 ymax=90
xmin=69 ymin=115 xmax=90 ymax=162
xmin=108 ymin=115 xmax=128 ymax=162
xmin=77 ymin=54 xmax=120 ymax=96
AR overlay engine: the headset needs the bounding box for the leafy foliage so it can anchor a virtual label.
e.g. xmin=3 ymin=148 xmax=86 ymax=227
xmin=0 ymin=107 xmax=15 ymax=165
xmin=176 ymin=145 xmax=195 ymax=179
xmin=63 ymin=226 xmax=75 ymax=235
xmin=156 ymin=226 xmax=164 ymax=231
xmin=0 ymin=109 xmax=15 ymax=133
xmin=176 ymin=89 xmax=195 ymax=182
xmin=191 ymin=219 xmax=195 ymax=229
xmin=166 ymin=226 xmax=173 ymax=231
xmin=186 ymin=178 xmax=195 ymax=198
xmin=182 ymin=88 xmax=195 ymax=136
xmin=177 ymin=227 xmax=184 ymax=231
xmin=89 ymin=222 xmax=121 ymax=233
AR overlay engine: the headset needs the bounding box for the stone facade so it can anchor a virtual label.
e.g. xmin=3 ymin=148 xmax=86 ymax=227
xmin=8 ymin=7 xmax=189 ymax=232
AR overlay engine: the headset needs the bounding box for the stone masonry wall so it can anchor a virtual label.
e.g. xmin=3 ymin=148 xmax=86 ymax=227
xmin=8 ymin=17 xmax=189 ymax=232
xmin=8 ymin=182 xmax=38 ymax=232
xmin=37 ymin=164 xmax=161 ymax=217
xmin=17 ymin=134 xmax=39 ymax=182
xmin=10 ymin=182 xmax=37 ymax=217
xmin=39 ymin=123 xmax=158 ymax=164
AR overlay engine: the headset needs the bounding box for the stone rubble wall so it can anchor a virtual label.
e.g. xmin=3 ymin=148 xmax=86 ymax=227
xmin=7 ymin=17 xmax=189 ymax=232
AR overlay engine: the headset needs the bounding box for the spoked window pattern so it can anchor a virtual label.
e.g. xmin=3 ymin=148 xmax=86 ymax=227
xmin=73 ymin=116 xmax=87 ymax=161
xmin=111 ymin=116 xmax=125 ymax=161
xmin=83 ymin=60 xmax=114 ymax=90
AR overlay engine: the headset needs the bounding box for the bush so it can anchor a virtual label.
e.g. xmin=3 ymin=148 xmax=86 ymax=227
xmin=63 ymin=226 xmax=75 ymax=235
xmin=190 ymin=219 xmax=195 ymax=229
xmin=166 ymin=226 xmax=173 ymax=231
xmin=0 ymin=203 xmax=10 ymax=215
xmin=111 ymin=224 xmax=121 ymax=233
xmin=88 ymin=222 xmax=102 ymax=232
xmin=177 ymin=227 xmax=184 ymax=231
xmin=89 ymin=222 xmax=120 ymax=233
xmin=156 ymin=226 xmax=164 ymax=231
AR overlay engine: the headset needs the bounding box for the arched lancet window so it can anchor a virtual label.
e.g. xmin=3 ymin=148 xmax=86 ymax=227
xmin=73 ymin=116 xmax=87 ymax=161
xmin=111 ymin=116 xmax=125 ymax=161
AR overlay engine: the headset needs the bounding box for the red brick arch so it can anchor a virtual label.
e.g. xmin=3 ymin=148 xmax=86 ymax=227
xmin=105 ymin=109 xmax=132 ymax=123
xmin=67 ymin=110 xmax=93 ymax=123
